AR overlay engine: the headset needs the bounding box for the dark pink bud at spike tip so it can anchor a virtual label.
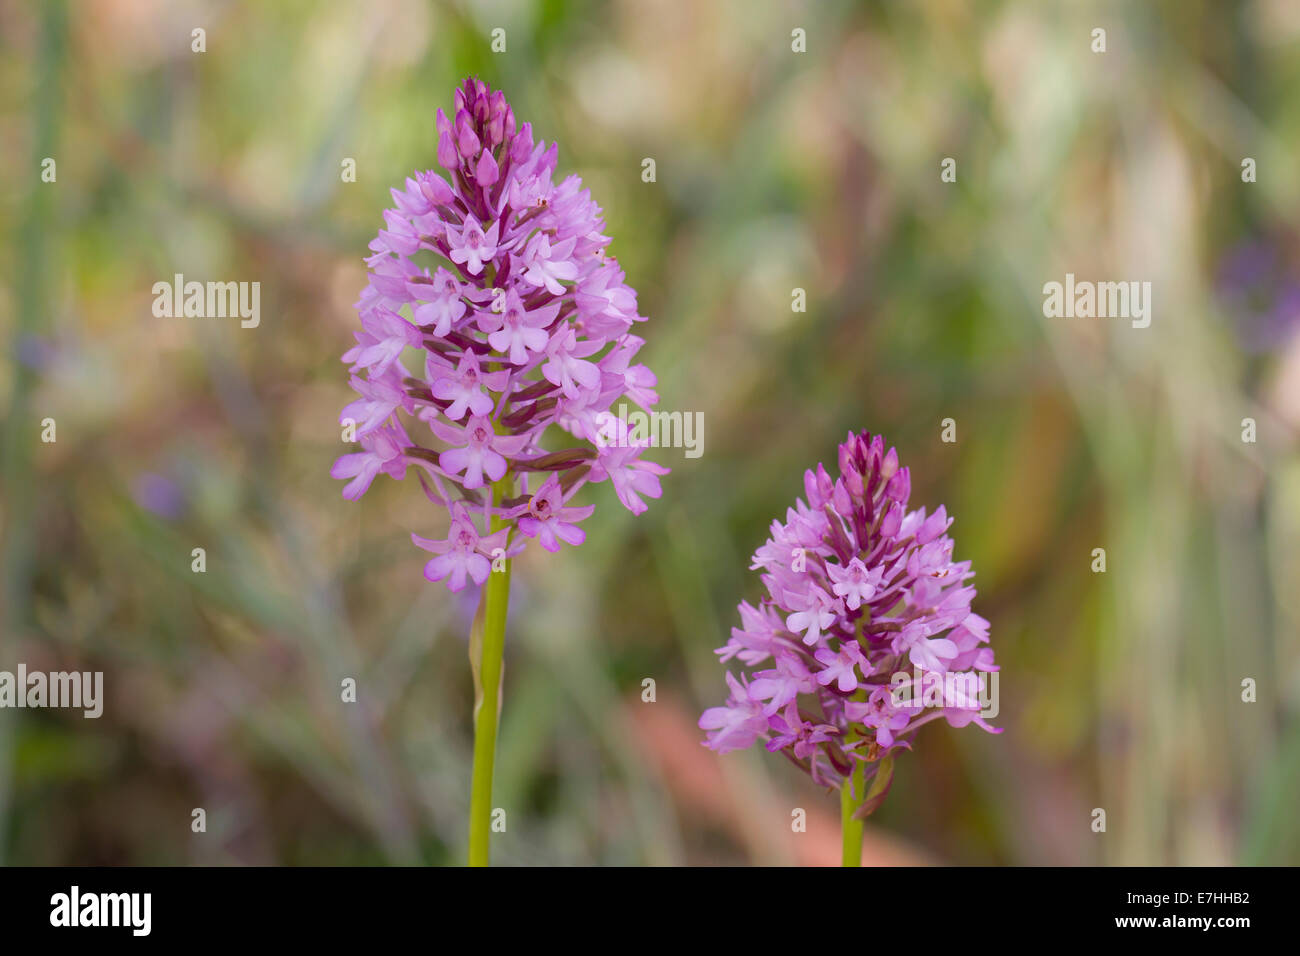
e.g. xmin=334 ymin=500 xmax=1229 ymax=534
xmin=437 ymin=132 xmax=457 ymax=172
xmin=475 ymin=150 xmax=499 ymax=188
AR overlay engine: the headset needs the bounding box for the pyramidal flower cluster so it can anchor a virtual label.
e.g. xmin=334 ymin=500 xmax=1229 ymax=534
xmin=700 ymin=431 xmax=999 ymax=789
xmin=332 ymin=78 xmax=667 ymax=590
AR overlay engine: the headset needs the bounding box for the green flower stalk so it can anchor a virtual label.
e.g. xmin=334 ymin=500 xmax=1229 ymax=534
xmin=333 ymin=78 xmax=667 ymax=865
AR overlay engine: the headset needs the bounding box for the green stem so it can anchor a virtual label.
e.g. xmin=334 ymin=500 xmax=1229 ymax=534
xmin=467 ymin=476 xmax=513 ymax=867
xmin=841 ymin=758 xmax=866 ymax=867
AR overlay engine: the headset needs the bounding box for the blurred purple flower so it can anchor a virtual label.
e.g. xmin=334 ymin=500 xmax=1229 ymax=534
xmin=16 ymin=334 xmax=58 ymax=371
xmin=132 ymin=472 xmax=186 ymax=520
xmin=333 ymin=78 xmax=667 ymax=589
xmin=1216 ymin=238 xmax=1300 ymax=353
xmin=699 ymin=431 xmax=999 ymax=791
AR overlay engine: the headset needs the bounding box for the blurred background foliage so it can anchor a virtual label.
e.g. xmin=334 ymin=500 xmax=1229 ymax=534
xmin=1 ymin=0 xmax=1298 ymax=865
